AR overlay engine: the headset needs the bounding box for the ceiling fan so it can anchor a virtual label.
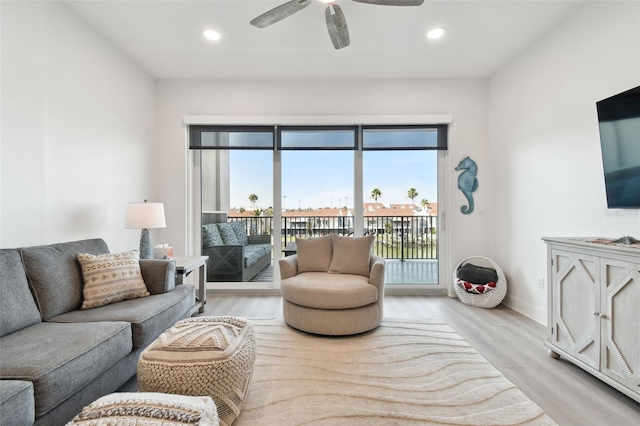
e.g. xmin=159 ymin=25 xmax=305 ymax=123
xmin=250 ymin=0 xmax=425 ymax=50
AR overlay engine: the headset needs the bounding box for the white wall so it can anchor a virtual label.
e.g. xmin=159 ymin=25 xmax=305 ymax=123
xmin=156 ymin=79 xmax=491 ymax=277
xmin=488 ymin=0 xmax=640 ymax=324
xmin=1 ymin=1 xmax=156 ymax=252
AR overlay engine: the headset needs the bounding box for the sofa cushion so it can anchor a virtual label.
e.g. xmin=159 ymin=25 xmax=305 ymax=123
xmin=202 ymin=224 xmax=223 ymax=247
xmin=20 ymin=239 xmax=110 ymax=320
xmin=49 ymin=284 xmax=195 ymax=349
xmin=281 ymin=272 xmax=378 ymax=310
xmin=217 ymin=223 xmax=240 ymax=245
xmin=230 ymin=221 xmax=249 ymax=245
xmin=0 ymin=249 xmax=42 ymax=337
xmin=244 ymin=244 xmax=272 ymax=267
xmin=77 ymin=251 xmax=150 ymax=309
xmin=296 ymin=235 xmax=333 ymax=273
xmin=328 ymin=235 xmax=374 ymax=277
xmin=0 ymin=321 xmax=131 ymax=418
xmin=0 ymin=380 xmax=35 ymax=426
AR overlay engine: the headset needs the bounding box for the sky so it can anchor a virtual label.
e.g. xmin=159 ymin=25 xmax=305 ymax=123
xmin=229 ymin=150 xmax=438 ymax=210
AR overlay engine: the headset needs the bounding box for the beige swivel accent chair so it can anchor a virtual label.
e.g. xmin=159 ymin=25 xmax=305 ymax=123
xmin=279 ymin=235 xmax=385 ymax=336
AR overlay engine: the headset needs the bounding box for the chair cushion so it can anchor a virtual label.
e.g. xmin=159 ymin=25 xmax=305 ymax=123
xmin=296 ymin=235 xmax=333 ymax=273
xmin=0 ymin=321 xmax=131 ymax=417
xmin=328 ymin=235 xmax=374 ymax=277
xmin=77 ymin=251 xmax=150 ymax=309
xmin=244 ymin=244 xmax=271 ymax=267
xmin=230 ymin=221 xmax=249 ymax=245
xmin=0 ymin=249 xmax=42 ymax=337
xmin=281 ymin=272 xmax=378 ymax=310
xmin=20 ymin=238 xmax=110 ymax=320
xmin=202 ymin=224 xmax=223 ymax=247
xmin=49 ymin=284 xmax=195 ymax=348
xmin=217 ymin=223 xmax=240 ymax=245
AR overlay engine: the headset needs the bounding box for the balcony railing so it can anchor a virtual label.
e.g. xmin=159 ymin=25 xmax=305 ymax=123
xmin=228 ymin=215 xmax=437 ymax=260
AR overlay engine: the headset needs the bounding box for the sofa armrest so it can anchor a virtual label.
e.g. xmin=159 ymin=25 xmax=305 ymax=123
xmin=139 ymin=259 xmax=176 ymax=295
xmin=278 ymin=254 xmax=299 ymax=280
xmin=0 ymin=380 xmax=34 ymax=426
xmin=247 ymin=235 xmax=271 ymax=245
xmin=368 ymin=255 xmax=385 ymax=293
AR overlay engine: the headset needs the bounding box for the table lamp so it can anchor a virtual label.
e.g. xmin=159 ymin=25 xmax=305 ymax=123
xmin=126 ymin=200 xmax=166 ymax=259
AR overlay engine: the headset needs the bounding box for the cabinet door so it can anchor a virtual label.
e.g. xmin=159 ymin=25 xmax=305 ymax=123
xmin=600 ymin=258 xmax=640 ymax=395
xmin=551 ymin=249 xmax=600 ymax=369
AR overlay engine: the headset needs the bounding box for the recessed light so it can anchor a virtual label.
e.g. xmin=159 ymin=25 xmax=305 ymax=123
xmin=426 ymin=27 xmax=446 ymax=40
xmin=203 ymin=30 xmax=221 ymax=41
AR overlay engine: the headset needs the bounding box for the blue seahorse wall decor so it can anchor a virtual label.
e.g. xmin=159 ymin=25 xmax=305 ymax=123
xmin=455 ymin=156 xmax=478 ymax=214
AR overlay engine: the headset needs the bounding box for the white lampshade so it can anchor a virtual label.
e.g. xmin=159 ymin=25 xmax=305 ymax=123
xmin=125 ymin=202 xmax=166 ymax=229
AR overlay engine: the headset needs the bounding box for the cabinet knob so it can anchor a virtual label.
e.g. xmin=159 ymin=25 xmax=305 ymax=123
xmin=599 ymin=313 xmax=607 ymax=319
xmin=593 ymin=311 xmax=600 ymax=316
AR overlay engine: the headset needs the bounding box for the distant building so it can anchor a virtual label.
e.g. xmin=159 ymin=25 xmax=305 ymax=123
xmin=228 ymin=202 xmax=438 ymax=237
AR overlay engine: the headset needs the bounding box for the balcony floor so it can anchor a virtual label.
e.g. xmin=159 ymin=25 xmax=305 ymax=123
xmin=251 ymin=259 xmax=438 ymax=285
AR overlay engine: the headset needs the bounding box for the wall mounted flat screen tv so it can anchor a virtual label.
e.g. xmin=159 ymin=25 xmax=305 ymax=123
xmin=596 ymin=85 xmax=640 ymax=209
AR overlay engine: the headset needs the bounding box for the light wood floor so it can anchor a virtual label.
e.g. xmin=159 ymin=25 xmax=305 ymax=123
xmin=203 ymin=294 xmax=640 ymax=426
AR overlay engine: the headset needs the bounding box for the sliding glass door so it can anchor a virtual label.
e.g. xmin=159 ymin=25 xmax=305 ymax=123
xmin=190 ymin=123 xmax=447 ymax=286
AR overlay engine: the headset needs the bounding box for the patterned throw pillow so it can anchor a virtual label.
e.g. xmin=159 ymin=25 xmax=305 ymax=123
xmin=456 ymin=278 xmax=497 ymax=294
xmin=202 ymin=224 xmax=223 ymax=247
xmin=67 ymin=392 xmax=219 ymax=426
xmin=77 ymin=251 xmax=149 ymax=309
xmin=230 ymin=221 xmax=249 ymax=245
xmin=217 ymin=223 xmax=240 ymax=245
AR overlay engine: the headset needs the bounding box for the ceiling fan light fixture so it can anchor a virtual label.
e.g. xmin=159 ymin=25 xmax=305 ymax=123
xmin=426 ymin=27 xmax=446 ymax=40
xmin=203 ymin=30 xmax=221 ymax=41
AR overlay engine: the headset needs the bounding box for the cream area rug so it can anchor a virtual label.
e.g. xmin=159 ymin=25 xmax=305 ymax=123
xmin=235 ymin=318 xmax=557 ymax=426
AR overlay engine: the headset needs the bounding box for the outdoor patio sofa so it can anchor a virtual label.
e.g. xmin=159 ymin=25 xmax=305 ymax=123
xmin=0 ymin=238 xmax=195 ymax=425
xmin=202 ymin=222 xmax=272 ymax=282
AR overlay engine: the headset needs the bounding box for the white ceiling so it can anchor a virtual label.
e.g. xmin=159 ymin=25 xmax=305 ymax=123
xmin=64 ymin=0 xmax=584 ymax=80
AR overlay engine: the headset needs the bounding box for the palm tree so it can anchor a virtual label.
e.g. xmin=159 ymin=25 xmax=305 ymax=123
xmin=407 ymin=188 xmax=418 ymax=206
xmin=420 ymin=198 xmax=431 ymax=211
xmin=371 ymin=188 xmax=382 ymax=203
xmin=249 ymin=194 xmax=258 ymax=209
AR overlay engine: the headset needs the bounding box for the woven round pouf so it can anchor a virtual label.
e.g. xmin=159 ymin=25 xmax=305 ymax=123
xmin=138 ymin=316 xmax=256 ymax=426
xmin=452 ymin=256 xmax=507 ymax=309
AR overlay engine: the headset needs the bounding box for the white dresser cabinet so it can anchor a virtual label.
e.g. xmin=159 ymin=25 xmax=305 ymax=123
xmin=543 ymin=237 xmax=639 ymax=403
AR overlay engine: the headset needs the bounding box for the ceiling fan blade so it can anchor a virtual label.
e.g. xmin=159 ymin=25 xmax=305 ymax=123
xmin=250 ymin=0 xmax=312 ymax=28
xmin=325 ymin=4 xmax=350 ymax=50
xmin=351 ymin=0 xmax=424 ymax=6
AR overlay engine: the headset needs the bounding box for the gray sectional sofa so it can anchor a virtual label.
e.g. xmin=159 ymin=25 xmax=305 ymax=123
xmin=202 ymin=222 xmax=271 ymax=282
xmin=0 ymin=238 xmax=196 ymax=425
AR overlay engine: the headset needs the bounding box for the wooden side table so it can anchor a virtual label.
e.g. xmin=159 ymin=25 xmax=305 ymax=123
xmin=173 ymin=256 xmax=208 ymax=315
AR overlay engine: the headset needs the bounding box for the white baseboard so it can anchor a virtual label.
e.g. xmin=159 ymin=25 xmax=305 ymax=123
xmin=502 ymin=293 xmax=547 ymax=326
